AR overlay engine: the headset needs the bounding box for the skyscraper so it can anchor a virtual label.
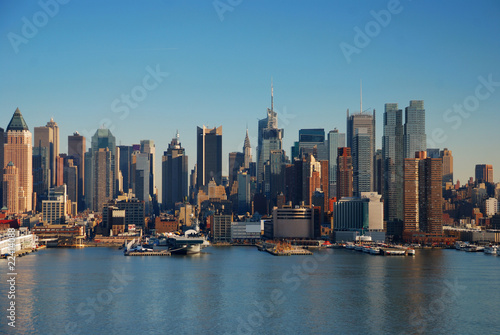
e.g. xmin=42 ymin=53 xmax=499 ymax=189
xmin=93 ymin=148 xmax=113 ymax=212
xmin=228 ymin=151 xmax=244 ymax=189
xmin=475 ymin=164 xmax=493 ymax=184
xmin=403 ymin=152 xmax=443 ymax=235
xmin=68 ymin=132 xmax=86 ymax=209
xmin=2 ymin=162 xmax=19 ymax=214
xmin=292 ymin=129 xmax=326 ymax=160
xmin=4 ymin=108 xmax=32 ymax=212
xmin=243 ymin=129 xmax=252 ymax=169
xmin=382 ymin=103 xmax=403 ymax=222
xmin=140 ymin=140 xmax=156 ymax=198
xmin=440 ymin=148 xmax=453 ymax=186
xmin=91 ymin=128 xmax=117 ymax=195
xmin=34 ymin=118 xmax=59 ymax=187
xmin=403 ymin=100 xmax=426 ymax=158
xmin=337 ymin=147 xmax=353 ymax=199
xmin=64 ymin=158 xmax=78 ymax=207
xmin=197 ymin=125 xmax=222 ymax=188
xmin=117 ymin=145 xmax=133 ymax=193
xmin=352 ymin=128 xmax=372 ymax=195
xmin=347 ymin=109 xmax=375 ymax=191
xmin=162 ymin=133 xmax=188 ymax=210
xmin=327 ymin=129 xmax=345 ymax=198
xmin=257 ymin=83 xmax=284 ymax=191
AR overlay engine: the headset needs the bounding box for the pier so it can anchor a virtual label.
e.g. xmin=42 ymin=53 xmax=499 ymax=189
xmin=125 ymin=250 xmax=171 ymax=256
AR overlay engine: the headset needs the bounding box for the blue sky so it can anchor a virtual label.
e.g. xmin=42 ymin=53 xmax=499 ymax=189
xmin=1 ymin=0 xmax=500 ymax=192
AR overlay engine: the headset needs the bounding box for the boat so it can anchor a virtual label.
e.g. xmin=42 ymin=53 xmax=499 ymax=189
xmin=362 ymin=246 xmax=371 ymax=253
xmin=406 ymin=248 xmax=416 ymax=256
xmin=369 ymin=247 xmax=381 ymax=255
xmin=455 ymin=241 xmax=467 ymax=250
xmin=383 ymin=249 xmax=406 ymax=256
xmin=345 ymin=243 xmax=356 ymax=250
xmin=464 ymin=244 xmax=484 ymax=252
xmin=166 ymin=229 xmax=210 ymax=255
xmin=484 ymin=245 xmax=498 ymax=255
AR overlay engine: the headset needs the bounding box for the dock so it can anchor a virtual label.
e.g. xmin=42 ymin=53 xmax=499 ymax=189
xmin=1 ymin=246 xmax=44 ymax=259
xmin=125 ymin=250 xmax=171 ymax=256
xmin=261 ymin=241 xmax=313 ymax=256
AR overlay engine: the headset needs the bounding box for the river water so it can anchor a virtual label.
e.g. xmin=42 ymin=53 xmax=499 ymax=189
xmin=1 ymin=246 xmax=499 ymax=334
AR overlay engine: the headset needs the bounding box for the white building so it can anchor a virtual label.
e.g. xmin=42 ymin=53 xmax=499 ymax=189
xmin=42 ymin=185 xmax=68 ymax=225
xmin=485 ymin=197 xmax=498 ymax=217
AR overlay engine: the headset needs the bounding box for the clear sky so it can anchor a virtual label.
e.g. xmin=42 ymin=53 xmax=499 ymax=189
xmin=1 ymin=0 xmax=499 ymax=196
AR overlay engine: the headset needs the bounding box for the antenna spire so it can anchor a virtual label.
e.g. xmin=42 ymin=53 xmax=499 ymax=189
xmin=271 ymin=77 xmax=274 ymax=112
xmin=360 ymin=79 xmax=362 ymax=114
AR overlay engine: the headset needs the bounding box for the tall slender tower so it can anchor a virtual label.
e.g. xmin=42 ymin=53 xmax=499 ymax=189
xmin=68 ymin=132 xmax=86 ymax=209
xmin=257 ymin=81 xmax=284 ymax=191
xmin=197 ymin=126 xmax=222 ymax=188
xmin=440 ymin=148 xmax=453 ymax=186
xmin=4 ymin=108 xmax=32 ymax=212
xmin=383 ymin=103 xmax=404 ymax=222
xmin=2 ymin=162 xmax=19 ymax=214
xmin=337 ymin=147 xmax=353 ymax=199
xmin=404 ymin=100 xmax=426 ymax=158
xmin=243 ymin=129 xmax=252 ymax=169
xmin=162 ymin=133 xmax=188 ymax=210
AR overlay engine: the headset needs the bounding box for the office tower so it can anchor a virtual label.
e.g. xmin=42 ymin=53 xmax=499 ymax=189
xmin=267 ymin=149 xmax=286 ymax=207
xmin=229 ymin=152 xmax=245 ymax=189
xmin=237 ymin=171 xmax=251 ymax=214
xmin=440 ymin=148 xmax=453 ymax=186
xmin=403 ymin=152 xmax=443 ymax=235
xmin=93 ymin=148 xmax=113 ymax=212
xmin=328 ymin=129 xmax=345 ymax=198
xmin=140 ymin=140 xmax=155 ymax=197
xmin=4 ymin=108 xmax=32 ymax=212
xmin=243 ymin=129 xmax=252 ymax=169
xmin=162 ymin=133 xmax=188 ymax=210
xmin=337 ymin=147 xmax=353 ymax=199
xmin=0 ymin=127 xmax=3 ymax=206
xmin=32 ymin=146 xmax=49 ymax=211
xmin=197 ymin=126 xmax=222 ymax=187
xmin=3 ymin=162 xmax=19 ymax=214
xmin=374 ymin=149 xmax=383 ymax=195
xmin=257 ymin=84 xmax=284 ymax=191
xmin=352 ymin=128 xmax=372 ymax=195
xmin=189 ymin=164 xmax=197 ymax=203
xmin=382 ymin=103 xmax=403 ymax=222
xmin=84 ymin=151 xmax=92 ymax=210
xmin=475 ymin=164 xmax=493 ymax=184
xmin=426 ymin=149 xmax=440 ymax=158
xmin=68 ymin=132 xmax=86 ymax=208
xmin=133 ymin=152 xmax=151 ymax=213
xmin=404 ymin=100 xmax=426 ymax=158
xmin=46 ymin=118 xmax=59 ymax=179
xmin=118 ymin=145 xmax=133 ymax=193
xmin=55 ymin=154 xmax=64 ymax=186
xmin=34 ymin=118 xmax=59 ymax=187
xmin=64 ymin=158 xmax=78 ymax=207
xmin=292 ymin=129 xmax=326 ymax=160
xmin=347 ymin=109 xmax=375 ymax=190
xmin=90 ymin=128 xmax=117 ymax=202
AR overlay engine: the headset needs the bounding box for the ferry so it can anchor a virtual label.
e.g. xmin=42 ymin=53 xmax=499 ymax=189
xmin=369 ymin=247 xmax=381 ymax=255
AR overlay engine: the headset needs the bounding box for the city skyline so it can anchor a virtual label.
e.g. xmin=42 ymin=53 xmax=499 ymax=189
xmin=1 ymin=1 xmax=500 ymax=188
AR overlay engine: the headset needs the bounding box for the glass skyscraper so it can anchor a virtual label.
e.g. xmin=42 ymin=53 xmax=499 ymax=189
xmin=404 ymin=100 xmax=426 ymax=159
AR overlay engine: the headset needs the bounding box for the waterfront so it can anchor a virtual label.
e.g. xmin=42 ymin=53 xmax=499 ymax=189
xmin=1 ymin=247 xmax=500 ymax=334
